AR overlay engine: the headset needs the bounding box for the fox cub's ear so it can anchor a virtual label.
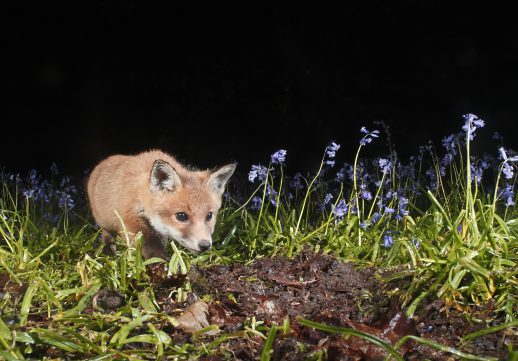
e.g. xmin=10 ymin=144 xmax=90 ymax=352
xmin=208 ymin=163 xmax=236 ymax=195
xmin=150 ymin=159 xmax=182 ymax=192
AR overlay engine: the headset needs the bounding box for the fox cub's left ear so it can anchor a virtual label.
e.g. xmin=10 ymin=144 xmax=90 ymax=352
xmin=208 ymin=163 xmax=236 ymax=195
xmin=150 ymin=159 xmax=182 ymax=192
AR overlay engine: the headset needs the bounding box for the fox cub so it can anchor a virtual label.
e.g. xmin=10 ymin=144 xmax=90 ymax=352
xmin=87 ymin=150 xmax=236 ymax=259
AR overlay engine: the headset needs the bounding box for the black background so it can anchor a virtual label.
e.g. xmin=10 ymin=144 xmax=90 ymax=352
xmin=4 ymin=2 xmax=518 ymax=180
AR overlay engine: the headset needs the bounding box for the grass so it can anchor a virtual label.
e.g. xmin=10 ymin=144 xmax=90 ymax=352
xmin=1 ymin=114 xmax=517 ymax=359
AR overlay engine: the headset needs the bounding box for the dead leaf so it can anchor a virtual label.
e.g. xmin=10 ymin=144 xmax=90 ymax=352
xmin=176 ymin=300 xmax=219 ymax=335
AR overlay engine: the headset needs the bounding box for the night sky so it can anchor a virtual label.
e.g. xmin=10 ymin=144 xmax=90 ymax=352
xmin=4 ymin=2 xmax=518 ymax=181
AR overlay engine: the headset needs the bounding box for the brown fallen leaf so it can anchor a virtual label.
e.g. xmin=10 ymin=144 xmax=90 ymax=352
xmin=268 ymin=274 xmax=304 ymax=288
xmin=345 ymin=312 xmax=418 ymax=359
xmin=176 ymin=300 xmax=219 ymax=335
xmin=209 ymin=302 xmax=243 ymax=331
xmin=1 ymin=272 xmax=28 ymax=297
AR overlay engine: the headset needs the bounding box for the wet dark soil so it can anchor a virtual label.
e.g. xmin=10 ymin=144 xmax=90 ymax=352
xmin=157 ymin=249 xmax=516 ymax=360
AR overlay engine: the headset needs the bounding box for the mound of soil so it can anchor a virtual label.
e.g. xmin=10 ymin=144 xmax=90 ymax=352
xmin=155 ymin=249 xmax=515 ymax=360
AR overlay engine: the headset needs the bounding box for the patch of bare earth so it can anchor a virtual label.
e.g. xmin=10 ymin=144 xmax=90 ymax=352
xmin=159 ymin=249 xmax=515 ymax=360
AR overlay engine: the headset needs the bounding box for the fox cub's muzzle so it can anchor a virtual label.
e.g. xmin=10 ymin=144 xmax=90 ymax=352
xmin=197 ymin=240 xmax=212 ymax=252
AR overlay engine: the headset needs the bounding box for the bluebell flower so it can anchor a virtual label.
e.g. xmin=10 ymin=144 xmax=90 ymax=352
xmin=425 ymin=168 xmax=434 ymax=180
xmin=28 ymin=169 xmax=39 ymax=183
xmin=499 ymin=148 xmax=518 ymax=163
xmin=359 ymin=184 xmax=372 ymax=200
xmin=248 ymin=165 xmax=268 ymax=183
xmin=323 ymin=193 xmax=333 ymax=205
xmin=462 ymin=113 xmax=484 ymax=140
xmin=398 ymin=196 xmax=409 ymax=216
xmin=442 ymin=134 xmax=458 ymax=156
xmin=57 ymin=191 xmax=75 ymax=210
xmin=251 ymin=196 xmax=262 ymax=210
xmin=471 ymin=115 xmax=485 ymax=129
xmin=383 ymin=233 xmax=394 ymax=248
xmin=471 ymin=160 xmax=488 ymax=184
xmin=503 ymin=163 xmax=514 ymax=179
xmin=401 ymin=160 xmax=416 ymax=180
xmin=22 ymin=188 xmax=35 ymax=199
xmin=384 ymin=207 xmax=395 ymax=214
xmin=413 ymin=239 xmax=420 ymax=248
xmin=378 ymin=158 xmax=391 ymax=174
xmin=498 ymin=147 xmax=508 ymax=161
xmin=335 ymin=166 xmax=346 ymax=182
xmin=371 ymin=212 xmax=381 ymax=224
xmin=462 ymin=113 xmax=485 ymax=129
xmin=500 ymin=185 xmax=515 ymax=206
xmin=326 ymin=142 xmax=341 ymax=158
xmin=58 ymin=178 xmax=77 ymax=203
xmin=441 ymin=153 xmax=454 ymax=167
xmin=325 ymin=160 xmax=335 ymax=167
xmin=34 ymin=182 xmax=51 ymax=203
xmin=332 ymin=199 xmax=348 ymax=220
xmin=360 ymin=189 xmax=372 ymax=201
xmin=359 ymin=127 xmax=380 ymax=146
xmin=425 ymin=167 xmax=437 ymax=188
xmin=344 ymin=164 xmax=355 ymax=181
xmin=360 ymin=137 xmax=373 ymax=146
xmin=266 ymin=185 xmax=278 ymax=207
xmin=356 ymin=159 xmax=368 ymax=180
xmin=290 ymin=173 xmax=304 ymax=191
xmin=271 ymin=149 xmax=287 ymax=165
xmin=348 ymin=200 xmax=358 ymax=214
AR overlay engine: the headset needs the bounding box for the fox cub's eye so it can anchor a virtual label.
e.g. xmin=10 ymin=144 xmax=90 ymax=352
xmin=175 ymin=212 xmax=189 ymax=222
xmin=206 ymin=211 xmax=213 ymax=221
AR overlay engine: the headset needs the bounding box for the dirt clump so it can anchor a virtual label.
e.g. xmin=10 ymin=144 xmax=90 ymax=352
xmin=181 ymin=249 xmax=516 ymax=360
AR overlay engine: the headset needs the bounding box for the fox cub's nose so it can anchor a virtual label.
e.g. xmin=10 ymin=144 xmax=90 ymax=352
xmin=198 ymin=240 xmax=212 ymax=252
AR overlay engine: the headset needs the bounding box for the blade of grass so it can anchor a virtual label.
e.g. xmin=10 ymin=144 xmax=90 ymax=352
xmin=110 ymin=313 xmax=153 ymax=346
xmin=260 ymin=325 xmax=277 ymax=361
xmin=460 ymin=320 xmax=518 ymax=344
xmin=19 ymin=280 xmax=39 ymax=326
xmin=58 ymin=280 xmax=102 ymax=318
xmin=33 ymin=328 xmax=85 ymax=353
xmin=392 ymin=335 xmax=499 ymax=361
xmin=296 ymin=317 xmax=403 ymax=361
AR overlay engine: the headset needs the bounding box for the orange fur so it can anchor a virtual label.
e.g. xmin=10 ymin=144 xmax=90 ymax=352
xmin=87 ymin=150 xmax=235 ymax=258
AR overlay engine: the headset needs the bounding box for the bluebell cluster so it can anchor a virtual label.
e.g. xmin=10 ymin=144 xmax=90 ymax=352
xmin=245 ymin=114 xmax=517 ymax=247
xmin=1 ymin=164 xmax=79 ymax=223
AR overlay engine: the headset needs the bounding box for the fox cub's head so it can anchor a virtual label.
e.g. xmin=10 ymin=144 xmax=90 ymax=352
xmin=145 ymin=159 xmax=236 ymax=253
